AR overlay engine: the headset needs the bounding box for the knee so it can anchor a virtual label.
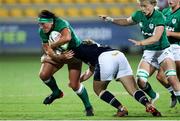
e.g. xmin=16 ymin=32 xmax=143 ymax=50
xmin=93 ymin=87 xmax=102 ymax=96
xmin=68 ymin=82 xmax=79 ymax=91
xmin=137 ymin=79 xmax=145 ymax=89
xmin=136 ymin=69 xmax=149 ymax=88
xmin=39 ymin=71 xmax=51 ymax=81
xmin=156 ymin=72 xmax=163 ymax=81
xmin=167 ymin=76 xmax=178 ymax=85
xmin=164 ymin=69 xmax=179 ymax=86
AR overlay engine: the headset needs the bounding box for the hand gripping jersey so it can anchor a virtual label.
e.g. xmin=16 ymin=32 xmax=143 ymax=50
xmin=162 ymin=7 xmax=180 ymax=45
xmin=39 ymin=17 xmax=81 ymax=49
xmin=131 ymin=9 xmax=170 ymax=50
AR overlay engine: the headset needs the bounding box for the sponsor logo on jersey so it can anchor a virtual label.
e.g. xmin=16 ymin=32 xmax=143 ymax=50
xmin=142 ymin=31 xmax=153 ymax=36
xmin=166 ymin=26 xmax=175 ymax=32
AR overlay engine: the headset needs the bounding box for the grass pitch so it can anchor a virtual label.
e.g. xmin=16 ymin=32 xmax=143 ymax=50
xmin=0 ymin=54 xmax=180 ymax=120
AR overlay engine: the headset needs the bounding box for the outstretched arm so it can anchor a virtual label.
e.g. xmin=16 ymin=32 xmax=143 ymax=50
xmin=99 ymin=15 xmax=136 ymax=26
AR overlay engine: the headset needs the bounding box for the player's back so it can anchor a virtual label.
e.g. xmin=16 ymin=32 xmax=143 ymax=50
xmin=73 ymin=43 xmax=114 ymax=66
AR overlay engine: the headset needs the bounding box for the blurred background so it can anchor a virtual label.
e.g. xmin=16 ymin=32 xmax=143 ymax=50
xmin=0 ymin=0 xmax=168 ymax=54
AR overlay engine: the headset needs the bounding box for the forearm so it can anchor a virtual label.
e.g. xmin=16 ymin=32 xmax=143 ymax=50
xmin=140 ymin=26 xmax=164 ymax=46
xmin=51 ymin=37 xmax=70 ymax=49
xmin=169 ymin=32 xmax=180 ymax=39
xmin=140 ymin=36 xmax=159 ymax=46
xmin=80 ymin=67 xmax=94 ymax=82
xmin=99 ymin=15 xmax=135 ymax=26
xmin=113 ymin=18 xmax=132 ymax=26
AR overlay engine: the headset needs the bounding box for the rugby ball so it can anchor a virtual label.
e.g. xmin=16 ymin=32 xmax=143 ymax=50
xmin=49 ymin=31 xmax=69 ymax=52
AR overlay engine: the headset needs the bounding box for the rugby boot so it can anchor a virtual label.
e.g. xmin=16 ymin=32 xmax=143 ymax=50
xmin=43 ymin=90 xmax=64 ymax=105
xmin=170 ymin=95 xmax=177 ymax=108
xmin=85 ymin=106 xmax=94 ymax=116
xmin=114 ymin=106 xmax=128 ymax=117
xmin=146 ymin=104 xmax=161 ymax=117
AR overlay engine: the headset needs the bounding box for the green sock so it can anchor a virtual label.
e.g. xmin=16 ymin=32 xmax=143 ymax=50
xmin=44 ymin=76 xmax=60 ymax=93
xmin=177 ymin=96 xmax=180 ymax=103
xmin=174 ymin=91 xmax=180 ymax=103
xmin=76 ymin=84 xmax=92 ymax=109
xmin=143 ymin=82 xmax=156 ymax=99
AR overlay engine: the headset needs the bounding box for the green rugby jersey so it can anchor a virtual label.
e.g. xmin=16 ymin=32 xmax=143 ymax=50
xmin=132 ymin=9 xmax=170 ymax=50
xmin=162 ymin=7 xmax=180 ymax=45
xmin=39 ymin=18 xmax=81 ymax=49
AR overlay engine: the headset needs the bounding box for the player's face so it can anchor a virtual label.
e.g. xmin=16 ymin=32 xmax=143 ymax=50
xmin=39 ymin=22 xmax=53 ymax=33
xmin=168 ymin=0 xmax=179 ymax=8
xmin=138 ymin=1 xmax=154 ymax=16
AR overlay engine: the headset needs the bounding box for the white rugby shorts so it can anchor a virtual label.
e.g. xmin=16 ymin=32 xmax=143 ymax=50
xmin=95 ymin=50 xmax=133 ymax=81
xmin=171 ymin=44 xmax=180 ymax=61
xmin=141 ymin=47 xmax=174 ymax=69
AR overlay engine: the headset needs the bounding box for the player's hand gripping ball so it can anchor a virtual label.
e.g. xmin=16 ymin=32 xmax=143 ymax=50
xmin=49 ymin=31 xmax=69 ymax=54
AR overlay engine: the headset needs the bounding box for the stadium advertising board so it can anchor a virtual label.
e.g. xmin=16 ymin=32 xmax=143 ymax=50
xmin=0 ymin=21 xmax=142 ymax=53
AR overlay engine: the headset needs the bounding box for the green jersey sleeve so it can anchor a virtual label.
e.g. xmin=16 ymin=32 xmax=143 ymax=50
xmin=54 ymin=18 xmax=70 ymax=32
xmin=153 ymin=13 xmax=165 ymax=27
xmin=131 ymin=10 xmax=142 ymax=23
xmin=39 ymin=28 xmax=49 ymax=43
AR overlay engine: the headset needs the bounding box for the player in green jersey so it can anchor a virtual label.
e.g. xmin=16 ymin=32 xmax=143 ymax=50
xmin=156 ymin=0 xmax=180 ymax=108
xmin=99 ymin=0 xmax=180 ymax=105
xmin=37 ymin=10 xmax=94 ymax=116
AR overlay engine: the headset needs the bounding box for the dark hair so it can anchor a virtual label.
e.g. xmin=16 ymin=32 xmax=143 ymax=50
xmin=38 ymin=10 xmax=57 ymax=19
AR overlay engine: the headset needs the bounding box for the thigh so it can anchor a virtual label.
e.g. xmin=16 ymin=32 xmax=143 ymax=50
xmin=39 ymin=62 xmax=64 ymax=80
xmin=161 ymin=58 xmax=176 ymax=71
xmin=137 ymin=60 xmax=156 ymax=76
xmin=68 ymin=59 xmax=82 ymax=88
xmin=41 ymin=54 xmax=61 ymax=66
xmin=175 ymin=61 xmax=180 ymax=79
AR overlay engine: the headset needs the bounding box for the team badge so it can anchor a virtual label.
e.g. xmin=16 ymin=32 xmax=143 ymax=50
xmin=172 ymin=19 xmax=176 ymax=24
xmin=149 ymin=24 xmax=154 ymax=29
xmin=139 ymin=22 xmax=143 ymax=27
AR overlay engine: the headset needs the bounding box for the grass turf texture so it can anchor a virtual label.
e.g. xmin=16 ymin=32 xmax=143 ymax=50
xmin=0 ymin=54 xmax=179 ymax=120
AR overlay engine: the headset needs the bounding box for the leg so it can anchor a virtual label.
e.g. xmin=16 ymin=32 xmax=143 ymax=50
xmin=175 ymin=61 xmax=180 ymax=81
xmin=39 ymin=61 xmax=64 ymax=104
xmin=156 ymin=67 xmax=177 ymax=108
xmin=119 ymin=75 xmax=161 ymax=117
xmin=161 ymin=58 xmax=180 ymax=103
xmin=68 ymin=60 xmax=93 ymax=116
xmin=93 ymin=80 xmax=128 ymax=117
xmin=136 ymin=60 xmax=159 ymax=103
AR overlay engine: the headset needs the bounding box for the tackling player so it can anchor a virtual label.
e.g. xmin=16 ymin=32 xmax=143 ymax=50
xmin=48 ymin=38 xmax=162 ymax=117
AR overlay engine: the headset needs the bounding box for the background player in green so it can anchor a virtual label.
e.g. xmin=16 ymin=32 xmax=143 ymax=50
xmin=156 ymin=0 xmax=180 ymax=108
xmin=38 ymin=10 xmax=93 ymax=116
xmin=99 ymin=0 xmax=180 ymax=104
